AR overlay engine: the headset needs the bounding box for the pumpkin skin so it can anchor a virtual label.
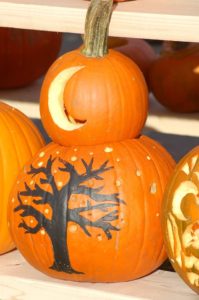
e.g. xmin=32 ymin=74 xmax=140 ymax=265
xmin=0 ymin=102 xmax=45 ymax=254
xmin=149 ymin=42 xmax=199 ymax=113
xmin=162 ymin=146 xmax=199 ymax=294
xmin=8 ymin=135 xmax=175 ymax=282
xmin=108 ymin=37 xmax=156 ymax=89
xmin=40 ymin=48 xmax=148 ymax=146
xmin=0 ymin=28 xmax=62 ymax=88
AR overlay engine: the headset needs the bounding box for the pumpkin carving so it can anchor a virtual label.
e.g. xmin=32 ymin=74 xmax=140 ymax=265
xmin=0 ymin=102 xmax=45 ymax=254
xmin=0 ymin=28 xmax=62 ymax=88
xmin=149 ymin=41 xmax=199 ymax=113
xmin=162 ymin=146 xmax=199 ymax=294
xmin=8 ymin=0 xmax=175 ymax=282
xmin=40 ymin=1 xmax=148 ymax=146
xmin=108 ymin=37 xmax=156 ymax=89
xmin=8 ymin=136 xmax=175 ymax=282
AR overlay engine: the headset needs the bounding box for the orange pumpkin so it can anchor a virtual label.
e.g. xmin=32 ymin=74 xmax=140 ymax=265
xmin=40 ymin=0 xmax=148 ymax=146
xmin=149 ymin=42 xmax=199 ymax=113
xmin=162 ymin=146 xmax=199 ymax=294
xmin=0 ymin=102 xmax=45 ymax=254
xmin=108 ymin=37 xmax=156 ymax=89
xmin=8 ymin=136 xmax=175 ymax=282
xmin=0 ymin=28 xmax=62 ymax=88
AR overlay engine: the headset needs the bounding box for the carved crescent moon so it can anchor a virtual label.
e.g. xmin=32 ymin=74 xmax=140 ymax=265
xmin=48 ymin=66 xmax=85 ymax=131
xmin=172 ymin=181 xmax=198 ymax=221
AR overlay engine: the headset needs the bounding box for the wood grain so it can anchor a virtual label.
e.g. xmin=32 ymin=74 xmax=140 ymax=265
xmin=0 ymin=0 xmax=199 ymax=41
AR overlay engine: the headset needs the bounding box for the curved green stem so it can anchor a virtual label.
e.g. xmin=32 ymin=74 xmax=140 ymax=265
xmin=81 ymin=0 xmax=113 ymax=57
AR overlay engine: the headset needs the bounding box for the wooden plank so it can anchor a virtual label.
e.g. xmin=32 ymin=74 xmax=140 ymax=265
xmin=0 ymin=250 xmax=198 ymax=300
xmin=0 ymin=0 xmax=199 ymax=42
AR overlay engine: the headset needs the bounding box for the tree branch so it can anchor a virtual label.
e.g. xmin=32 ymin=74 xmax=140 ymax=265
xmin=27 ymin=156 xmax=58 ymax=195
xmin=74 ymin=185 xmax=125 ymax=204
xmin=69 ymin=204 xmax=120 ymax=239
xmin=18 ymin=219 xmax=42 ymax=234
xmin=20 ymin=182 xmax=53 ymax=205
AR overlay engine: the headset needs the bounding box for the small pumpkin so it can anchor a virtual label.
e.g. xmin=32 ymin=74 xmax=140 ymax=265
xmin=0 ymin=28 xmax=62 ymax=88
xmin=8 ymin=136 xmax=175 ymax=282
xmin=0 ymin=102 xmax=45 ymax=254
xmin=108 ymin=37 xmax=156 ymax=89
xmin=162 ymin=146 xmax=199 ymax=294
xmin=149 ymin=41 xmax=199 ymax=113
xmin=40 ymin=0 xmax=148 ymax=146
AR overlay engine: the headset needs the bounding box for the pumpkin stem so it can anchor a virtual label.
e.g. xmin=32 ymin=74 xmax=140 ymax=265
xmin=82 ymin=0 xmax=113 ymax=57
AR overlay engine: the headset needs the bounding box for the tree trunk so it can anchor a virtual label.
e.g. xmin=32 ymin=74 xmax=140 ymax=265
xmin=48 ymin=187 xmax=83 ymax=274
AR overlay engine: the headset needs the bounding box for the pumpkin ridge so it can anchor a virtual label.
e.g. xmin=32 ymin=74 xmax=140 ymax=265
xmin=137 ymin=139 xmax=165 ymax=262
xmin=138 ymin=138 xmax=172 ymax=267
xmin=120 ymin=139 xmax=146 ymax=276
xmin=6 ymin=110 xmax=37 ymax=158
xmin=0 ymin=112 xmax=21 ymax=169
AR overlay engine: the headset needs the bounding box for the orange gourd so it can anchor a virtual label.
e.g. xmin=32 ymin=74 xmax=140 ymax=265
xmin=0 ymin=28 xmax=62 ymax=88
xmin=8 ymin=136 xmax=175 ymax=282
xmin=8 ymin=0 xmax=175 ymax=282
xmin=40 ymin=2 xmax=148 ymax=146
xmin=0 ymin=102 xmax=45 ymax=254
xmin=108 ymin=37 xmax=156 ymax=89
xmin=149 ymin=42 xmax=199 ymax=113
xmin=162 ymin=146 xmax=199 ymax=294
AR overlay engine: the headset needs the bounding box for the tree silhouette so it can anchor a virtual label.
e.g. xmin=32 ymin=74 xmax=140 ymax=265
xmin=14 ymin=156 xmax=125 ymax=274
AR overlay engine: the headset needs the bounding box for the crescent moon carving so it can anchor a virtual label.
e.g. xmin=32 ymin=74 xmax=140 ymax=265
xmin=48 ymin=66 xmax=86 ymax=131
xmin=172 ymin=181 xmax=198 ymax=221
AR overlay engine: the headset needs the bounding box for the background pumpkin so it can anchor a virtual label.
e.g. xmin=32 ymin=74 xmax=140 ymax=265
xmin=40 ymin=1 xmax=148 ymax=146
xmin=149 ymin=41 xmax=199 ymax=113
xmin=162 ymin=146 xmax=199 ymax=294
xmin=108 ymin=37 xmax=156 ymax=89
xmin=0 ymin=102 xmax=45 ymax=254
xmin=8 ymin=135 xmax=175 ymax=282
xmin=0 ymin=28 xmax=62 ymax=88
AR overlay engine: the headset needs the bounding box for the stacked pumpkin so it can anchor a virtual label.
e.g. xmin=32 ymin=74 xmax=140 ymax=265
xmin=8 ymin=0 xmax=175 ymax=282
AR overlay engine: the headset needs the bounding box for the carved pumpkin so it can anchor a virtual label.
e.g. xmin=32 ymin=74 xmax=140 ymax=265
xmin=8 ymin=136 xmax=175 ymax=282
xmin=0 ymin=28 xmax=62 ymax=88
xmin=40 ymin=1 xmax=148 ymax=146
xmin=0 ymin=102 xmax=45 ymax=254
xmin=162 ymin=146 xmax=199 ymax=294
xmin=108 ymin=37 xmax=156 ymax=89
xmin=149 ymin=42 xmax=199 ymax=113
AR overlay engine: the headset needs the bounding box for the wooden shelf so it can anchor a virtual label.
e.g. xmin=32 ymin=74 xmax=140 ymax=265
xmin=0 ymin=250 xmax=198 ymax=300
xmin=0 ymin=0 xmax=199 ymax=42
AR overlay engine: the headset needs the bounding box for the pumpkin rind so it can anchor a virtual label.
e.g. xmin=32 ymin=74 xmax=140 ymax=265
xmin=108 ymin=37 xmax=156 ymax=89
xmin=162 ymin=146 xmax=199 ymax=294
xmin=40 ymin=0 xmax=148 ymax=146
xmin=0 ymin=102 xmax=45 ymax=254
xmin=8 ymin=136 xmax=175 ymax=282
xmin=149 ymin=42 xmax=199 ymax=113
xmin=40 ymin=49 xmax=148 ymax=146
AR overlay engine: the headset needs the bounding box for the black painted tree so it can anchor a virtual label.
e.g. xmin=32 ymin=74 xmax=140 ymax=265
xmin=14 ymin=156 xmax=125 ymax=274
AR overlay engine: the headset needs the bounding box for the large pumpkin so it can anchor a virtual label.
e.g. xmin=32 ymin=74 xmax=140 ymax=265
xmin=0 ymin=28 xmax=62 ymax=88
xmin=8 ymin=136 xmax=175 ymax=282
xmin=0 ymin=102 xmax=45 ymax=254
xmin=162 ymin=146 xmax=199 ymax=294
xmin=108 ymin=37 xmax=156 ymax=89
xmin=40 ymin=0 xmax=148 ymax=146
xmin=149 ymin=41 xmax=199 ymax=113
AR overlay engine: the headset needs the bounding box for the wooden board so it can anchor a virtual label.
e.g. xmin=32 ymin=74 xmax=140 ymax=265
xmin=0 ymin=0 xmax=199 ymax=41
xmin=0 ymin=250 xmax=198 ymax=300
